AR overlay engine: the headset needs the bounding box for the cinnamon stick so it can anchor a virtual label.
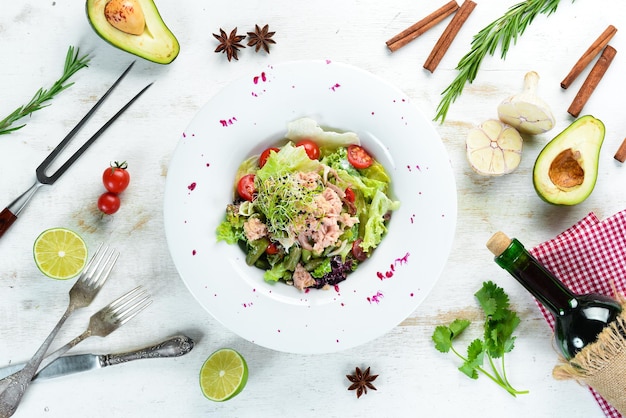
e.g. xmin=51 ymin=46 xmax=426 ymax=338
xmin=423 ymin=0 xmax=477 ymax=73
xmin=567 ymin=45 xmax=617 ymax=118
xmin=561 ymin=25 xmax=617 ymax=89
xmin=386 ymin=1 xmax=459 ymax=52
xmin=614 ymin=138 xmax=626 ymax=163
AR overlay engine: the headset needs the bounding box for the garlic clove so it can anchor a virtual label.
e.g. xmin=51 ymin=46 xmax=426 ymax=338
xmin=104 ymin=0 xmax=146 ymax=36
xmin=498 ymin=71 xmax=555 ymax=135
xmin=466 ymin=119 xmax=523 ymax=176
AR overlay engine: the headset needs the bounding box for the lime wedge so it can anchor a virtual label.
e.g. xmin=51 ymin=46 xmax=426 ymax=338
xmin=199 ymin=348 xmax=248 ymax=402
xmin=33 ymin=228 xmax=88 ymax=280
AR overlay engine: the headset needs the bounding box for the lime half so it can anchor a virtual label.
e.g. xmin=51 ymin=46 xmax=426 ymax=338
xmin=33 ymin=228 xmax=88 ymax=280
xmin=199 ymin=348 xmax=248 ymax=402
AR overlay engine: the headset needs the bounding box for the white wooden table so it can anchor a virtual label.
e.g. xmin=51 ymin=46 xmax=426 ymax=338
xmin=1 ymin=0 xmax=625 ymax=416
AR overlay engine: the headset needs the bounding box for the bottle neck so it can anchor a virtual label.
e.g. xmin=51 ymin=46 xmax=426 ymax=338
xmin=495 ymin=238 xmax=576 ymax=316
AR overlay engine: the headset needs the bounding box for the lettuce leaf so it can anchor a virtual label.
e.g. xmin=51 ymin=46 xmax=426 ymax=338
xmin=361 ymin=189 xmax=400 ymax=252
xmin=312 ymin=258 xmax=332 ymax=278
xmin=322 ymin=147 xmax=387 ymax=200
xmin=320 ymin=146 xmax=357 ymax=175
xmin=264 ymin=262 xmax=289 ymax=282
xmin=256 ymin=142 xmax=321 ymax=181
xmin=216 ymin=220 xmax=239 ymax=244
xmin=216 ymin=204 xmax=246 ymax=244
xmin=285 ymin=117 xmax=360 ymax=149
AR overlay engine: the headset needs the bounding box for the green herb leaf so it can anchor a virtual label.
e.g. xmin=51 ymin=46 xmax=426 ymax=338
xmin=449 ymin=318 xmax=471 ymax=337
xmin=432 ymin=281 xmax=528 ymax=396
xmin=475 ymin=280 xmax=510 ymax=320
xmin=432 ymin=325 xmax=453 ymax=353
xmin=0 ymin=46 xmax=91 ymax=135
xmin=484 ymin=309 xmax=521 ymax=358
xmin=459 ymin=339 xmax=484 ymax=379
xmin=434 ymin=0 xmax=573 ymax=123
xmin=432 ymin=319 xmax=470 ymax=353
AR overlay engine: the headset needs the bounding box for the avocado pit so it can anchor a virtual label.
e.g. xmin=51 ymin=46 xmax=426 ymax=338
xmin=548 ymin=148 xmax=584 ymax=189
xmin=105 ymin=0 xmax=145 ymax=36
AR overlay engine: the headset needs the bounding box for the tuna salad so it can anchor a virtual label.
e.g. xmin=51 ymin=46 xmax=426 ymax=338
xmin=216 ymin=118 xmax=400 ymax=290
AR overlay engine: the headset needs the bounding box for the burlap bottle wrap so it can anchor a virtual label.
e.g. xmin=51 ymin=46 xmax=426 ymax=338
xmin=553 ymin=303 xmax=626 ymax=414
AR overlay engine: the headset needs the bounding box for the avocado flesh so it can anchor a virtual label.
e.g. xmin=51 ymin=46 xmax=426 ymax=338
xmin=86 ymin=0 xmax=179 ymax=64
xmin=533 ymin=115 xmax=604 ymax=205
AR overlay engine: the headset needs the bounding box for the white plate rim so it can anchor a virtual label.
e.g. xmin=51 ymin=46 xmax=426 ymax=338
xmin=164 ymin=60 xmax=457 ymax=354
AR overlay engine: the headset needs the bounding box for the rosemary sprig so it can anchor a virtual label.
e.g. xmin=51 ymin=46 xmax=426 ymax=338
xmin=434 ymin=0 xmax=573 ymax=123
xmin=0 ymin=45 xmax=91 ymax=135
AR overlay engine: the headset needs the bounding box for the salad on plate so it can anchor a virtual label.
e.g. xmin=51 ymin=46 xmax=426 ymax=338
xmin=216 ymin=118 xmax=400 ymax=291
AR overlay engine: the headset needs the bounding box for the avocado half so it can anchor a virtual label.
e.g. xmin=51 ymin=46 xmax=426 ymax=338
xmin=86 ymin=0 xmax=179 ymax=64
xmin=533 ymin=115 xmax=604 ymax=205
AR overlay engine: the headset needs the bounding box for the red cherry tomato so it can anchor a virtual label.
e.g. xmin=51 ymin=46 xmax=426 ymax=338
xmin=351 ymin=239 xmax=368 ymax=262
xmin=237 ymin=174 xmax=256 ymax=201
xmin=344 ymin=187 xmax=355 ymax=203
xmin=102 ymin=161 xmax=130 ymax=194
xmin=266 ymin=242 xmax=280 ymax=255
xmin=347 ymin=145 xmax=374 ymax=169
xmin=97 ymin=192 xmax=121 ymax=215
xmin=259 ymin=147 xmax=280 ymax=168
xmin=296 ymin=139 xmax=320 ymax=160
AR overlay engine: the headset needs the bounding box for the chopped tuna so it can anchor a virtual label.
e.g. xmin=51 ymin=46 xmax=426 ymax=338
xmin=292 ymin=263 xmax=316 ymax=290
xmin=243 ymin=217 xmax=268 ymax=241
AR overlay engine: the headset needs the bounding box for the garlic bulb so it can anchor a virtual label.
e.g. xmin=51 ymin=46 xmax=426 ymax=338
xmin=466 ymin=119 xmax=523 ymax=176
xmin=498 ymin=71 xmax=555 ymax=135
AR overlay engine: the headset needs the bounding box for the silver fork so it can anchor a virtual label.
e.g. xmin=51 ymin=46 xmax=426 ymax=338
xmin=38 ymin=286 xmax=152 ymax=372
xmin=0 ymin=244 xmax=119 ymax=418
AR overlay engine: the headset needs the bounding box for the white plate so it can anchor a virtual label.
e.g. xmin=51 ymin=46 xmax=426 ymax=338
xmin=164 ymin=61 xmax=457 ymax=354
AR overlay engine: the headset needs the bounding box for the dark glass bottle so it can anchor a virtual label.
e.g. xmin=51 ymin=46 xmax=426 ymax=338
xmin=487 ymin=231 xmax=622 ymax=360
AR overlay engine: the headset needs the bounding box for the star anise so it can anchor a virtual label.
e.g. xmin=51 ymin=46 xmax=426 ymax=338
xmin=346 ymin=366 xmax=378 ymax=398
xmin=247 ymin=24 xmax=276 ymax=53
xmin=213 ymin=28 xmax=246 ymax=61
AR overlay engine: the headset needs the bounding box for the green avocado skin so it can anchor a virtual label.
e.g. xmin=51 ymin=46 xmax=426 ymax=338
xmin=86 ymin=0 xmax=180 ymax=65
xmin=532 ymin=115 xmax=604 ymax=206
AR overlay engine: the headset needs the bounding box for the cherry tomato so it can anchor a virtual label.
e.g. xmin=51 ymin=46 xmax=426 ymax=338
xmin=237 ymin=174 xmax=256 ymax=201
xmin=296 ymin=139 xmax=320 ymax=160
xmin=102 ymin=161 xmax=130 ymax=194
xmin=344 ymin=187 xmax=355 ymax=203
xmin=347 ymin=145 xmax=374 ymax=169
xmin=266 ymin=242 xmax=280 ymax=255
xmin=351 ymin=239 xmax=368 ymax=262
xmin=259 ymin=147 xmax=280 ymax=168
xmin=97 ymin=192 xmax=121 ymax=215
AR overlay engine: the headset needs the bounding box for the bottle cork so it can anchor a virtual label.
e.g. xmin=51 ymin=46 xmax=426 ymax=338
xmin=486 ymin=231 xmax=512 ymax=256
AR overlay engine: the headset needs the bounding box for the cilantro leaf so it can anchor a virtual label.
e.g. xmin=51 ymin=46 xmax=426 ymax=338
xmin=432 ymin=325 xmax=452 ymax=353
xmin=459 ymin=339 xmax=485 ymax=379
xmin=458 ymin=362 xmax=478 ymax=379
xmin=483 ymin=302 xmax=521 ymax=358
xmin=432 ymin=281 xmax=528 ymax=397
xmin=449 ymin=318 xmax=471 ymax=336
xmin=432 ymin=319 xmax=471 ymax=353
xmin=475 ymin=280 xmax=510 ymax=320
xmin=466 ymin=338 xmax=485 ymax=365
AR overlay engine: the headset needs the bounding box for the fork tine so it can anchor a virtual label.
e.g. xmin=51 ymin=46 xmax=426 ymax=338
xmin=89 ymin=248 xmax=119 ymax=289
xmin=78 ymin=242 xmax=105 ymax=280
xmin=117 ymin=295 xmax=152 ymax=326
xmin=106 ymin=286 xmax=145 ymax=310
xmin=80 ymin=243 xmax=115 ymax=281
xmin=106 ymin=285 xmax=152 ymax=325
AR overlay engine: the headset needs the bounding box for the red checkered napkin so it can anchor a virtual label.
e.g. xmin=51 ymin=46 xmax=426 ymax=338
xmin=530 ymin=210 xmax=626 ymax=418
